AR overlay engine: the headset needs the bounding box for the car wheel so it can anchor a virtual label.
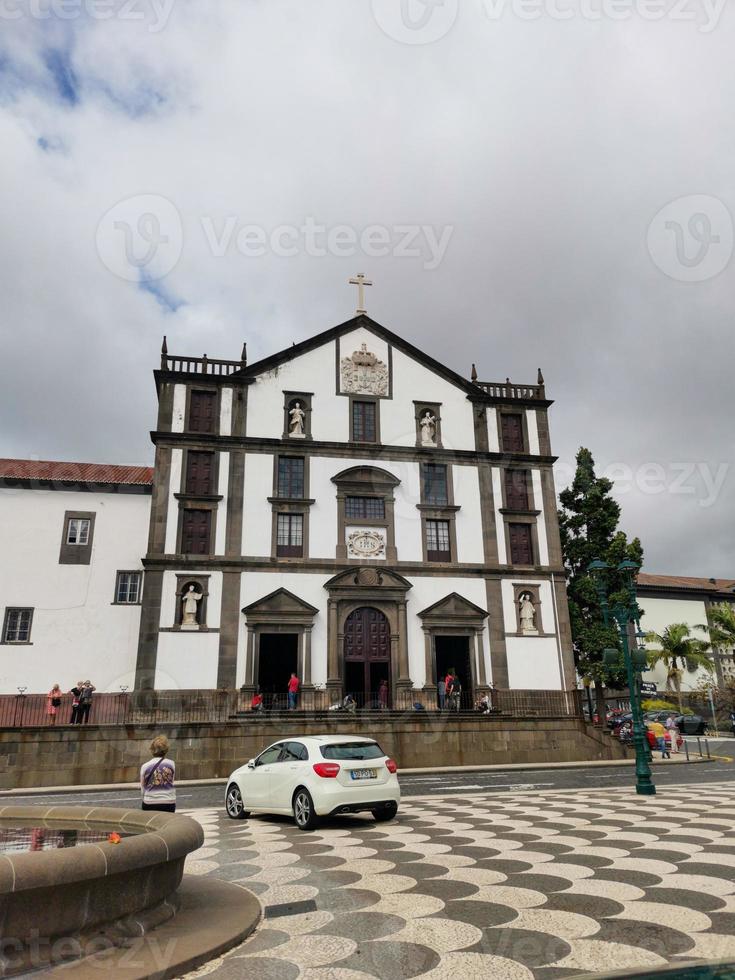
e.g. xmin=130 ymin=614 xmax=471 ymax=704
xmin=293 ymin=788 xmax=319 ymax=831
xmin=373 ymin=802 xmax=398 ymax=823
xmin=226 ymin=783 xmax=249 ymax=820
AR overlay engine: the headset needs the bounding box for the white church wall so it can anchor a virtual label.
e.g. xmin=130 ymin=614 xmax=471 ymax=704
xmin=242 ymin=452 xmax=274 ymax=557
xmin=506 ymin=636 xmax=563 ymax=690
xmin=453 ymin=465 xmax=484 ymax=564
xmin=380 ymin=345 xmax=476 ymax=451
xmin=155 ymin=632 xmax=220 ymax=690
xmin=164 ymin=449 xmax=183 ymax=554
xmin=486 ymin=407 xmax=500 ymax=452
xmin=171 ymin=384 xmax=186 ymax=433
xmin=247 ymin=341 xmax=343 ymax=442
xmin=0 ymin=487 xmax=148 ymax=693
xmin=238 ymin=572 xmax=331 ymax=687
xmin=160 ymin=570 xmax=222 ymax=630
xmin=500 ymin=578 xmax=555 ymax=635
xmin=245 ymin=326 xmax=476 ymax=451
xmin=527 ymin=410 xmax=540 ymax=455
xmin=531 ymin=469 xmax=550 ymax=566
xmin=214 ymin=452 xmax=229 ymax=555
xmin=491 ymin=468 xmax=507 ymax=563
xmin=638 ymin=595 xmax=711 ymax=694
xmin=405 ymin=577 xmax=491 ymax=688
xmin=220 ymin=387 xmax=233 ymax=437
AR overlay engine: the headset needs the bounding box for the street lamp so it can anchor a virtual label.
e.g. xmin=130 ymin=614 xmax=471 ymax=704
xmin=587 ymin=558 xmax=655 ymax=796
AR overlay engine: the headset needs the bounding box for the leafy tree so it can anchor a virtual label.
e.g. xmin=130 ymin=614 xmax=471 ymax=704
xmin=644 ymin=623 xmax=714 ymax=713
xmin=558 ymin=448 xmax=644 ymax=715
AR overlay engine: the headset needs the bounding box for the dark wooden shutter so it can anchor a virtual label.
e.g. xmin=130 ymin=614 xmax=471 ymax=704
xmin=509 ymin=523 xmax=533 ymax=565
xmin=182 ymin=510 xmax=211 ymax=554
xmin=501 ymin=414 xmax=524 ymax=453
xmin=505 ymin=470 xmax=529 ymax=510
xmin=186 ymin=452 xmax=215 ymax=495
xmin=188 ymin=391 xmax=217 ymax=434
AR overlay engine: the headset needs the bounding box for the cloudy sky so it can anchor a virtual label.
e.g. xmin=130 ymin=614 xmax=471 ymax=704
xmin=1 ymin=0 xmax=733 ymax=576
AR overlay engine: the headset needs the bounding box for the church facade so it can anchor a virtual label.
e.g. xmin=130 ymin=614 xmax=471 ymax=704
xmin=135 ymin=314 xmax=575 ymax=705
xmin=0 ymin=314 xmax=576 ymax=702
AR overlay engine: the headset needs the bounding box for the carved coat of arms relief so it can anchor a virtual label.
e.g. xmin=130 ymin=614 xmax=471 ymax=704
xmin=340 ymin=343 xmax=389 ymax=396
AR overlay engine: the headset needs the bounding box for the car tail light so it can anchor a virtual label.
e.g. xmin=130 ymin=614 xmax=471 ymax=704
xmin=385 ymin=759 xmax=397 ymax=774
xmin=312 ymin=762 xmax=340 ymax=778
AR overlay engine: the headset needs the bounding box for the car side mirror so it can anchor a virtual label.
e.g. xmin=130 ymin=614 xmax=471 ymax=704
xmin=247 ymin=759 xmax=256 ymax=769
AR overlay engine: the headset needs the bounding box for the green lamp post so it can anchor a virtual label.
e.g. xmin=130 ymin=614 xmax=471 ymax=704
xmin=587 ymin=558 xmax=655 ymax=796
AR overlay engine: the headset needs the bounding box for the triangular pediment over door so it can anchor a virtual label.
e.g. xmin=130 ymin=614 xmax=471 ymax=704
xmin=418 ymin=593 xmax=489 ymax=624
xmin=242 ymin=588 xmax=319 ymax=624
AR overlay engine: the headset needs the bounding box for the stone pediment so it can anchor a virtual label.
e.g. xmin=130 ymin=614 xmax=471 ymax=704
xmin=418 ymin=593 xmax=488 ymax=623
xmin=242 ymin=588 xmax=319 ymax=621
xmin=325 ymin=567 xmax=412 ymax=593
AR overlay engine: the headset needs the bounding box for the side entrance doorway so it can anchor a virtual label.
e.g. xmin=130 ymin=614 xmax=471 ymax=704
xmin=257 ymin=633 xmax=298 ymax=710
xmin=435 ymin=635 xmax=473 ymax=709
xmin=343 ymin=607 xmax=391 ymax=708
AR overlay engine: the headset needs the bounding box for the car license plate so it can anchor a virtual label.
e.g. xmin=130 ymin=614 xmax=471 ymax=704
xmin=350 ymin=769 xmax=376 ymax=780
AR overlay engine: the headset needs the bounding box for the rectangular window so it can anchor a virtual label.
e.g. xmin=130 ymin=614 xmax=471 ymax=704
xmin=505 ymin=470 xmax=530 ymax=510
xmin=509 ymin=523 xmax=534 ymax=565
xmin=185 ymin=451 xmax=215 ymax=495
xmin=352 ymin=401 xmax=377 ymax=443
xmin=276 ymin=513 xmax=304 ymax=557
xmin=423 ymin=464 xmax=449 ymax=505
xmin=181 ymin=509 xmax=212 ymax=555
xmin=2 ymin=608 xmax=33 ymax=643
xmin=501 ymin=413 xmax=525 ymax=453
xmin=188 ymin=390 xmax=217 ymax=434
xmin=66 ymin=518 xmax=90 ymax=545
xmin=345 ymin=496 xmax=385 ymax=520
xmin=277 ymin=457 xmax=305 ymax=498
xmin=115 ymin=571 xmax=142 ymax=604
xmin=426 ymin=519 xmax=451 ymax=562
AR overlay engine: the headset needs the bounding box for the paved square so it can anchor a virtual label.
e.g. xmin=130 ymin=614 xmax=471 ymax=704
xmin=183 ymin=782 xmax=735 ymax=979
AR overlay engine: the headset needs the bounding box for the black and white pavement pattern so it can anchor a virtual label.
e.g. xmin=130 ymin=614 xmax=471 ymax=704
xmin=182 ymin=780 xmax=735 ymax=980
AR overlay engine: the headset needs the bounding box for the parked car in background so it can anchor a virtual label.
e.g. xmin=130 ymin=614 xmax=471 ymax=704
xmin=674 ymin=714 xmax=707 ymax=735
xmin=645 ymin=725 xmax=683 ymax=752
xmin=225 ymin=735 xmax=400 ymax=831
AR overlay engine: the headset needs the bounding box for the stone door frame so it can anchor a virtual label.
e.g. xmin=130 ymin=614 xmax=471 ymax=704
xmin=418 ymin=593 xmax=490 ymax=706
xmin=324 ymin=567 xmax=413 ymax=702
xmin=241 ymin=588 xmax=319 ymax=696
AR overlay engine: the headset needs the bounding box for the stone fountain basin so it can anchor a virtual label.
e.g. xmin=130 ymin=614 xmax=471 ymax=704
xmin=0 ymin=805 xmax=204 ymax=974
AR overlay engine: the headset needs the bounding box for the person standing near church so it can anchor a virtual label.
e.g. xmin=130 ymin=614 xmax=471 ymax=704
xmin=378 ymin=678 xmax=389 ymax=709
xmin=437 ymin=677 xmax=446 ymax=711
xmin=287 ymin=672 xmax=300 ymax=710
xmin=47 ymin=684 xmax=62 ymax=725
xmin=78 ymin=681 xmax=96 ymax=724
xmin=140 ymin=735 xmax=176 ymax=812
xmin=69 ymin=681 xmax=83 ymax=724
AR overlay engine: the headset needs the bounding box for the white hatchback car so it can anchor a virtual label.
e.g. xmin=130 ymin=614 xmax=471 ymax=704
xmin=225 ymin=735 xmax=400 ymax=830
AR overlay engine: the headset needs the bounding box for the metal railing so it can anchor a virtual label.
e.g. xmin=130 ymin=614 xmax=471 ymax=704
xmin=0 ymin=688 xmax=583 ymax=728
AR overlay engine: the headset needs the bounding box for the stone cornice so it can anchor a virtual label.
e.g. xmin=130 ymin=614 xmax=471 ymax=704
xmin=141 ymin=555 xmax=567 ymax=577
xmin=149 ymin=431 xmax=558 ymax=467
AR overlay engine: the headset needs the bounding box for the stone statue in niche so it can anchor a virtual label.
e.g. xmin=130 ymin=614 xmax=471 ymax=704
xmin=340 ymin=343 xmax=389 ymax=395
xmin=181 ymin=584 xmax=203 ymax=628
xmin=518 ymin=592 xmax=538 ymax=635
xmin=288 ymin=401 xmax=306 ymax=438
xmin=420 ymin=410 xmax=437 ymax=446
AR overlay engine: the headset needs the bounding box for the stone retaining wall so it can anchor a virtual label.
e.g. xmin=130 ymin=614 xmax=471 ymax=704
xmin=0 ymin=717 xmax=627 ymax=789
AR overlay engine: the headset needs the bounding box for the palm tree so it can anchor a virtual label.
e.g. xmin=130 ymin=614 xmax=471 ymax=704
xmin=645 ymin=623 xmax=714 ymax=713
xmin=703 ymin=603 xmax=735 ymax=650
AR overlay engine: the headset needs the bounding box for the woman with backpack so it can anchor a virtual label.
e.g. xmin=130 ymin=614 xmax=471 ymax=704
xmin=140 ymin=735 xmax=176 ymax=812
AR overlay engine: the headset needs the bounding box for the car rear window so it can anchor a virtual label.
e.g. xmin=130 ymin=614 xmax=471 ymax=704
xmin=320 ymin=742 xmax=385 ymax=761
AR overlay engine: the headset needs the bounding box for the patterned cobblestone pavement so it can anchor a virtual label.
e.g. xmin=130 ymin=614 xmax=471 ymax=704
xmin=183 ymin=782 xmax=735 ymax=979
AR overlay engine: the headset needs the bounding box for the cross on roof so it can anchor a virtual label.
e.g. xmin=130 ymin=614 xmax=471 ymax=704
xmin=348 ymin=273 xmax=373 ymax=315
